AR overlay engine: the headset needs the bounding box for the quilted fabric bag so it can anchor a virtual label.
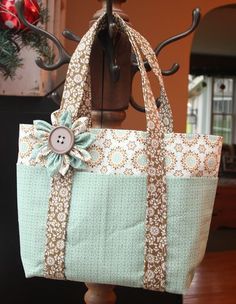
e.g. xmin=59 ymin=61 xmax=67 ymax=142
xmin=17 ymin=14 xmax=223 ymax=294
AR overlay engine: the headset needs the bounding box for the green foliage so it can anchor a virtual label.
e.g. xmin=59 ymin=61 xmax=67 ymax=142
xmin=39 ymin=4 xmax=49 ymax=24
xmin=20 ymin=30 xmax=54 ymax=65
xmin=0 ymin=4 xmax=54 ymax=79
xmin=0 ymin=30 xmax=22 ymax=78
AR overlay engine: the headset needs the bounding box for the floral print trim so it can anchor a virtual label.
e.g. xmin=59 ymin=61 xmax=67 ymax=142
xmin=18 ymin=126 xmax=222 ymax=178
xmin=164 ymin=133 xmax=222 ymax=177
xmin=44 ymin=169 xmax=74 ymax=279
xmin=31 ymin=110 xmax=95 ymax=176
xmin=120 ymin=17 xmax=172 ymax=291
xmin=108 ymin=147 xmax=128 ymax=169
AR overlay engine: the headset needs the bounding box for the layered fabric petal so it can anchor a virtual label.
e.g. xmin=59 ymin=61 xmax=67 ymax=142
xmin=31 ymin=110 xmax=96 ymax=176
xmin=72 ymin=116 xmax=89 ymax=136
xmin=59 ymin=111 xmax=72 ymax=128
xmin=33 ymin=120 xmax=52 ymax=140
xmin=59 ymin=154 xmax=71 ymax=176
xmin=51 ymin=110 xmax=60 ymax=126
xmin=34 ymin=120 xmax=52 ymax=133
xmin=46 ymin=153 xmax=62 ymax=177
xmin=75 ymin=132 xmax=96 ymax=149
xmin=69 ymin=156 xmax=86 ymax=170
xmin=30 ymin=143 xmax=47 ymax=160
xmin=69 ymin=147 xmax=92 ymax=162
xmin=40 ymin=145 xmax=51 ymax=157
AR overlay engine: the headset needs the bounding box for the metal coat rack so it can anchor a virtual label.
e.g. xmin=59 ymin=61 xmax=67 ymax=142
xmin=15 ymin=0 xmax=201 ymax=112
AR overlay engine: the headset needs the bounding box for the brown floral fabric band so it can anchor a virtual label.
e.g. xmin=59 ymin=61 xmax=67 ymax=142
xmin=43 ymin=13 xmax=173 ymax=291
xmin=44 ymin=169 xmax=74 ymax=279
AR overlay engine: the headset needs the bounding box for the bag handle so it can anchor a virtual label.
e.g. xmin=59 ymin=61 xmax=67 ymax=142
xmin=119 ymin=17 xmax=173 ymax=134
xmin=59 ymin=15 xmax=171 ymax=290
xmin=59 ymin=14 xmax=173 ymax=134
xmin=127 ymin=23 xmax=173 ymax=134
xmin=58 ymin=14 xmax=170 ymax=290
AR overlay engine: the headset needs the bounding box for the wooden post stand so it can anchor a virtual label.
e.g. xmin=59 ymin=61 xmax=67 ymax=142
xmin=90 ymin=0 xmax=131 ymax=112
xmin=84 ymin=2 xmax=128 ymax=303
xmin=84 ymin=284 xmax=117 ymax=304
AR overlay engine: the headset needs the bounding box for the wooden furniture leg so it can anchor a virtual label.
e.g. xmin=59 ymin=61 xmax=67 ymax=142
xmin=84 ymin=2 xmax=127 ymax=304
xmin=84 ymin=284 xmax=116 ymax=304
xmin=83 ymin=111 xmax=126 ymax=304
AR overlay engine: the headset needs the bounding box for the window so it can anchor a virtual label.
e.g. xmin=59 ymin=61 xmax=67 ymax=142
xmin=212 ymin=78 xmax=234 ymax=144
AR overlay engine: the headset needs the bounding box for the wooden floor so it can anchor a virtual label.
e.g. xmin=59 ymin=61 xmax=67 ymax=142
xmin=184 ymin=251 xmax=236 ymax=304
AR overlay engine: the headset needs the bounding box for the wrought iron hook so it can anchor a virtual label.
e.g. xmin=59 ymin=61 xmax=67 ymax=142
xmin=106 ymin=0 xmax=116 ymax=39
xmin=130 ymin=8 xmax=201 ymax=113
xmin=15 ymin=0 xmax=71 ymax=70
xmin=105 ymin=0 xmax=120 ymax=81
xmin=153 ymin=8 xmax=201 ymax=76
xmin=15 ymin=0 xmax=119 ymax=81
xmin=15 ymin=0 xmax=200 ymax=112
xmin=62 ymin=30 xmax=81 ymax=43
xmin=131 ymin=8 xmax=201 ymax=76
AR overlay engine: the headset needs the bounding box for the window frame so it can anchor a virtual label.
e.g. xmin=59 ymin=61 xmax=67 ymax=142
xmin=211 ymin=77 xmax=235 ymax=144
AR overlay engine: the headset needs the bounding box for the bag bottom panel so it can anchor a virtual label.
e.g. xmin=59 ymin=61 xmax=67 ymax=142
xmin=17 ymin=164 xmax=218 ymax=293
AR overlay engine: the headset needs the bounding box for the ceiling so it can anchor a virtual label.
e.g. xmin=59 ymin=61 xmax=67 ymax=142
xmin=191 ymin=6 xmax=236 ymax=57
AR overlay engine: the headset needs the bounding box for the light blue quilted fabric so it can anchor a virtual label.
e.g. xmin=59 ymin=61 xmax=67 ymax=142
xmin=17 ymin=165 xmax=146 ymax=288
xmin=17 ymin=164 xmax=218 ymax=293
xmin=165 ymin=177 xmax=218 ymax=293
xmin=17 ymin=166 xmax=50 ymax=277
xmin=65 ymin=171 xmax=146 ymax=287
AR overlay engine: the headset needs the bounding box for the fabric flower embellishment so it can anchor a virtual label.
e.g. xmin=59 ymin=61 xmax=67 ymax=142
xmin=31 ymin=110 xmax=96 ymax=176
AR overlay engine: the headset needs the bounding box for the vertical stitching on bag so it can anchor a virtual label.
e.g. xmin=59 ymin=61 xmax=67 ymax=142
xmin=117 ymin=18 xmax=171 ymax=291
xmin=43 ymin=13 xmax=173 ymax=290
xmin=44 ymin=168 xmax=74 ymax=279
xmin=43 ymin=15 xmax=106 ymax=280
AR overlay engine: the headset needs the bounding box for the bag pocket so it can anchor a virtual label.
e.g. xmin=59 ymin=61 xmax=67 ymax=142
xmin=165 ymin=176 xmax=218 ymax=294
xmin=17 ymin=164 xmax=50 ymax=278
xmin=17 ymin=164 xmax=218 ymax=293
xmin=17 ymin=164 xmax=147 ymax=288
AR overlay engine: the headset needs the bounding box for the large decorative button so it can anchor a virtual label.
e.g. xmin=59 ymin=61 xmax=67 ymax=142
xmin=48 ymin=126 xmax=74 ymax=155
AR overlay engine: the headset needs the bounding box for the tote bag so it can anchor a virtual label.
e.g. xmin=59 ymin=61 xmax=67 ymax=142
xmin=17 ymin=14 xmax=222 ymax=294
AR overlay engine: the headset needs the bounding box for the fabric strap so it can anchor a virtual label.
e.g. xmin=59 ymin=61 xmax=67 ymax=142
xmin=44 ymin=13 xmax=173 ymax=291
